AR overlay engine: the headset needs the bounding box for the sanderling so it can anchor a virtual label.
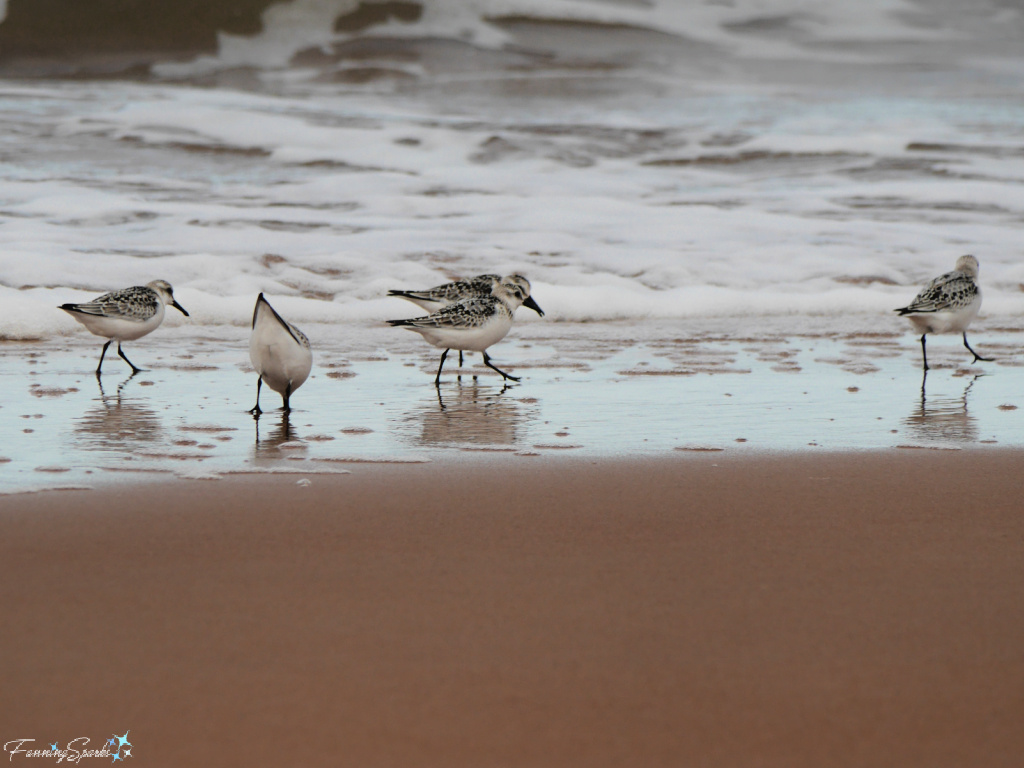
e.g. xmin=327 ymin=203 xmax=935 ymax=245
xmin=894 ymin=254 xmax=992 ymax=370
xmin=388 ymin=273 xmax=544 ymax=366
xmin=387 ymin=275 xmax=538 ymax=384
xmin=389 ymin=273 xmax=545 ymax=316
xmin=249 ymin=293 xmax=312 ymax=414
xmin=59 ymin=279 xmax=189 ymax=375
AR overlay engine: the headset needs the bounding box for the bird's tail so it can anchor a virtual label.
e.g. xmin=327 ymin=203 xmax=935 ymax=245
xmin=895 ymin=304 xmax=934 ymax=316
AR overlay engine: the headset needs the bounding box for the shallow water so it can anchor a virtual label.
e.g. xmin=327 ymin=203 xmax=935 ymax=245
xmin=3 ymin=319 xmax=1022 ymax=494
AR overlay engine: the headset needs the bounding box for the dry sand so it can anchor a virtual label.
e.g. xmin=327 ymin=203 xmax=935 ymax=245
xmin=2 ymin=450 xmax=1023 ymax=767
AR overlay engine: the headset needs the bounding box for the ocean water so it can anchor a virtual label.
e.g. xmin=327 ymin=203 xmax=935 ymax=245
xmin=2 ymin=0 xmax=1024 ymax=341
xmin=3 ymin=1 xmax=1024 ymax=491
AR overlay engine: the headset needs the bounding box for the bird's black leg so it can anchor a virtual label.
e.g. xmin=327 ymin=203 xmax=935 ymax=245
xmin=249 ymin=378 xmax=263 ymax=416
xmin=962 ymin=333 xmax=993 ymax=364
xmin=458 ymin=350 xmax=464 ymax=367
xmin=283 ymin=382 xmax=292 ymax=413
xmin=117 ymin=343 xmax=142 ymax=374
xmin=919 ymin=334 xmax=929 ymax=371
xmin=482 ymin=351 xmax=520 ymax=382
xmin=96 ymin=340 xmax=112 ymax=375
xmin=435 ymin=349 xmax=450 ymax=385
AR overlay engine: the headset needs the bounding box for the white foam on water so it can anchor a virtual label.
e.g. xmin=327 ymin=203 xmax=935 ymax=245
xmin=152 ymin=0 xmax=966 ymax=82
xmin=3 ymin=0 xmax=1024 ymax=340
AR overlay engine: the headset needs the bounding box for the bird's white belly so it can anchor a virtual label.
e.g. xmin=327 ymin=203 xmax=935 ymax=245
xmin=77 ymin=308 xmax=164 ymax=341
xmin=906 ymin=300 xmax=980 ymax=336
xmin=413 ymin=315 xmax=512 ymax=352
xmin=250 ymin=338 xmax=312 ymax=395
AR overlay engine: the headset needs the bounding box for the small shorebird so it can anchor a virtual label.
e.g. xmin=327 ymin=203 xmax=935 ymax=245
xmin=389 ymin=273 xmax=545 ymax=315
xmin=894 ymin=254 xmax=992 ymax=371
xmin=59 ymin=279 xmax=189 ymax=375
xmin=388 ymin=275 xmax=538 ymax=384
xmin=249 ymin=293 xmax=312 ymax=414
xmin=389 ymin=273 xmax=544 ymax=366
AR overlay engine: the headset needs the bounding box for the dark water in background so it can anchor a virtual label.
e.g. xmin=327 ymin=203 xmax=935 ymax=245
xmin=0 ymin=0 xmax=275 ymax=60
xmin=2 ymin=0 xmax=1023 ymax=93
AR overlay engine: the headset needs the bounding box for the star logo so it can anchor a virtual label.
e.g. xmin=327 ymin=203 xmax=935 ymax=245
xmin=111 ymin=754 xmax=121 ymax=763
xmin=50 ymin=744 xmax=59 ymax=752
xmin=123 ymin=748 xmax=132 ymax=758
xmin=113 ymin=732 xmax=131 ymax=750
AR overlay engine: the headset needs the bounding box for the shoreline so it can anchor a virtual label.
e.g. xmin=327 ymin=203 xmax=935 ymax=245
xmin=3 ymin=450 xmax=1023 ymax=766
xmin=2 ymin=318 xmax=1023 ymax=496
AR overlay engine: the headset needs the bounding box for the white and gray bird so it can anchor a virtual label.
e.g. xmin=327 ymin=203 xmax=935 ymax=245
xmin=388 ymin=273 xmax=545 ymax=316
xmin=388 ymin=273 xmax=544 ymax=367
xmin=59 ymin=279 xmax=189 ymax=375
xmin=894 ymin=254 xmax=991 ymax=371
xmin=385 ymin=274 xmax=544 ymax=370
xmin=387 ymin=275 xmax=537 ymax=384
xmin=249 ymin=293 xmax=312 ymax=414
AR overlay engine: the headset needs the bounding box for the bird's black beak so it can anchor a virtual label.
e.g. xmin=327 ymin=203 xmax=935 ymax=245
xmin=172 ymin=300 xmax=190 ymax=317
xmin=522 ymin=295 xmax=544 ymax=317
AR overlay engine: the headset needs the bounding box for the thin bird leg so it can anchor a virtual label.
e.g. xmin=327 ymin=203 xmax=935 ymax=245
xmin=249 ymin=378 xmax=263 ymax=416
xmin=919 ymin=334 xmax=929 ymax=371
xmin=962 ymin=333 xmax=993 ymax=364
xmin=117 ymin=342 xmax=142 ymax=374
xmin=459 ymin=350 xmax=464 ymax=367
xmin=96 ymin=340 xmax=112 ymax=375
xmin=283 ymin=382 xmax=292 ymax=412
xmin=434 ymin=349 xmax=450 ymax=385
xmin=482 ymin=351 xmax=520 ymax=382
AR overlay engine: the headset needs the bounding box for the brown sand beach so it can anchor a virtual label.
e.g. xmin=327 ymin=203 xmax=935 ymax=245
xmin=2 ymin=449 xmax=1024 ymax=767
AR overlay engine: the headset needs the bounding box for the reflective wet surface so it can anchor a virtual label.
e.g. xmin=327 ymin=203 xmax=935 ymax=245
xmin=2 ymin=320 xmax=1023 ymax=493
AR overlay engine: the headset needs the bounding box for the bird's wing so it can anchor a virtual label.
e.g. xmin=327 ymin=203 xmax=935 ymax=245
xmin=391 ymin=297 xmax=497 ymax=329
xmin=899 ymin=271 xmax=978 ymax=314
xmin=64 ymin=288 xmax=158 ymax=321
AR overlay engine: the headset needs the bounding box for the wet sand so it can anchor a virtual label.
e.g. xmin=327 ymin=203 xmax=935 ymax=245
xmin=2 ymin=451 xmax=1023 ymax=767
xmin=3 ymin=317 xmax=1024 ymax=496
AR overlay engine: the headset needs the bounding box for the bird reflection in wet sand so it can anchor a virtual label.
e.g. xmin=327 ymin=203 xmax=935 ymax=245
xmin=75 ymin=374 xmax=163 ymax=451
xmin=902 ymin=371 xmax=983 ymax=444
xmin=413 ymin=380 xmax=530 ymax=448
xmin=254 ymin=409 xmax=298 ymax=450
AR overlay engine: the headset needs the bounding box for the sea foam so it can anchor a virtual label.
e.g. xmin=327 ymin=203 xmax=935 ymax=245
xmin=2 ymin=2 xmax=1024 ymax=339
